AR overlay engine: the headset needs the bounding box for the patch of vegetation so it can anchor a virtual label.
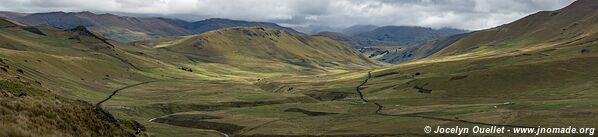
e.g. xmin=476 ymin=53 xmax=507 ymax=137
xmin=22 ymin=27 xmax=46 ymax=36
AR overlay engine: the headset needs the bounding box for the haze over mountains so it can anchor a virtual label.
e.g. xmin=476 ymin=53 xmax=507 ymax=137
xmin=318 ymin=26 xmax=467 ymax=47
xmin=316 ymin=26 xmax=468 ymax=64
xmin=1 ymin=0 xmax=597 ymax=136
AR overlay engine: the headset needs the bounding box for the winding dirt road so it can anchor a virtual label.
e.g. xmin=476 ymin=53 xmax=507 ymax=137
xmin=355 ymin=71 xmax=372 ymax=103
xmin=355 ymin=71 xmax=384 ymax=114
xmin=95 ymin=80 xmax=161 ymax=107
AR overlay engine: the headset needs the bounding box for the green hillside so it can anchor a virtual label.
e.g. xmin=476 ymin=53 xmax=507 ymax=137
xmin=0 ymin=20 xmax=140 ymax=135
xmin=136 ymin=27 xmax=380 ymax=74
xmin=435 ymin=0 xmax=598 ymax=57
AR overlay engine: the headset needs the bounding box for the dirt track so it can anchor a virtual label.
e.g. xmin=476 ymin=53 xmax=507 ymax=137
xmin=95 ymin=80 xmax=161 ymax=107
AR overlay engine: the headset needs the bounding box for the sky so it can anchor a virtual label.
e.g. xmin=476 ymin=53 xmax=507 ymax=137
xmin=0 ymin=0 xmax=576 ymax=33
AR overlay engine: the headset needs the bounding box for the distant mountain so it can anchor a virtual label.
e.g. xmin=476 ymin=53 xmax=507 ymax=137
xmin=13 ymin=11 xmax=189 ymax=42
xmin=7 ymin=11 xmax=299 ymax=42
xmin=314 ymin=31 xmax=397 ymax=48
xmin=341 ymin=25 xmax=378 ymax=35
xmin=356 ymin=26 xmax=468 ymax=45
xmin=317 ymin=25 xmax=468 ymax=47
xmin=372 ymin=33 xmax=470 ymax=63
xmin=171 ymin=18 xmax=299 ymax=34
xmin=0 ymin=11 xmax=29 ymax=19
xmin=292 ymin=25 xmax=340 ymax=34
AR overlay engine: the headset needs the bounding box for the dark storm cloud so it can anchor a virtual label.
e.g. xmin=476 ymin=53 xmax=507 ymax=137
xmin=0 ymin=0 xmax=576 ymax=31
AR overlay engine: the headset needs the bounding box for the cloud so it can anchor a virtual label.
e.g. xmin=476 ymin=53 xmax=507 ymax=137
xmin=0 ymin=0 xmax=575 ymax=31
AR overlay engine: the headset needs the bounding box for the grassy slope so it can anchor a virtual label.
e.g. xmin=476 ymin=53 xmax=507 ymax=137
xmin=0 ymin=59 xmax=138 ymax=136
xmin=136 ymin=27 xmax=379 ymax=74
xmin=0 ymin=25 xmax=163 ymax=102
xmin=435 ymin=0 xmax=598 ymax=57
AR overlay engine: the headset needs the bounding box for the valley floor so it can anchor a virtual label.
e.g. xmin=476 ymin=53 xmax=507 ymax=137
xmin=98 ymin=43 xmax=598 ymax=136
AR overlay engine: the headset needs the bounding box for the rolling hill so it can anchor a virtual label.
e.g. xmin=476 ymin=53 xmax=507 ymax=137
xmin=8 ymin=11 xmax=299 ymax=42
xmin=136 ymin=27 xmax=380 ymax=73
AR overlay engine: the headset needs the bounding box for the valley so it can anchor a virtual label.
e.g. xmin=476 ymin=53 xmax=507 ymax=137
xmin=1 ymin=0 xmax=597 ymax=137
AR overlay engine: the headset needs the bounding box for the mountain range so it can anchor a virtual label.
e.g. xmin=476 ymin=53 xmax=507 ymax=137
xmin=341 ymin=25 xmax=379 ymax=35
xmin=1 ymin=11 xmax=298 ymax=42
